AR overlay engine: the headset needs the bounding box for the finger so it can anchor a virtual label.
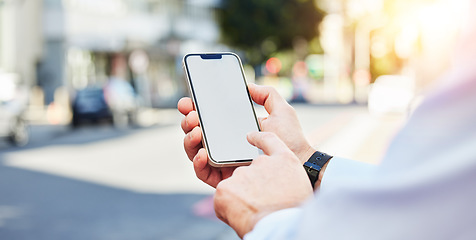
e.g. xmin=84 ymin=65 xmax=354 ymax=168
xmin=193 ymin=148 xmax=208 ymax=172
xmin=257 ymin=116 xmax=267 ymax=125
xmin=248 ymin=83 xmax=289 ymax=114
xmin=257 ymin=116 xmax=268 ymax=130
xmin=184 ymin=126 xmax=203 ymax=160
xmin=193 ymin=148 xmax=212 ymax=183
xmin=177 ymin=97 xmax=194 ymax=115
xmin=181 ymin=110 xmax=199 ymax=134
xmin=247 ymin=131 xmax=288 ymax=156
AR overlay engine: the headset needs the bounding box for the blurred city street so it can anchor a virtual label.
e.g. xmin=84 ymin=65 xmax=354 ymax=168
xmin=0 ymin=0 xmax=459 ymax=238
xmin=0 ymin=105 xmax=406 ymax=239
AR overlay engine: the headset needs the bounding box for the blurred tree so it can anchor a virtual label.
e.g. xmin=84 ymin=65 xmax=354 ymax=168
xmin=217 ymin=0 xmax=325 ymax=66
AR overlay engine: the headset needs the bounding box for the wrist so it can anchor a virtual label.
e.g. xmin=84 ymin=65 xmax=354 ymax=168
xmin=242 ymin=210 xmax=269 ymax=238
xmin=233 ymin=207 xmax=277 ymax=238
xmin=295 ymin=144 xmax=315 ymax=164
xmin=235 ymin=213 xmax=257 ymax=239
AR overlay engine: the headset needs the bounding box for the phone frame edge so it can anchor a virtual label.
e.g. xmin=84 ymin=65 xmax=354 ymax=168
xmin=182 ymin=52 xmax=255 ymax=168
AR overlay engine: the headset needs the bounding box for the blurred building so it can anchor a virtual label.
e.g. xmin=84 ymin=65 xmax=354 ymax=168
xmin=4 ymin=0 xmax=464 ymax=113
xmin=0 ymin=0 xmax=43 ymax=89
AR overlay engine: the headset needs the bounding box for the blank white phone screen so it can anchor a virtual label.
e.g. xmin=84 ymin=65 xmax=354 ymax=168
xmin=184 ymin=53 xmax=259 ymax=163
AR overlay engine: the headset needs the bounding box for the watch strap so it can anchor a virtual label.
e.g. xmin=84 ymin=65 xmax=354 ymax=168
xmin=303 ymin=151 xmax=332 ymax=189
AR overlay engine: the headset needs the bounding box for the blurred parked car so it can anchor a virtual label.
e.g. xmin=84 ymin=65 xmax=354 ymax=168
xmin=71 ymin=79 xmax=138 ymax=128
xmin=368 ymin=75 xmax=415 ymax=116
xmin=71 ymin=87 xmax=112 ymax=127
xmin=0 ymin=72 xmax=29 ymax=146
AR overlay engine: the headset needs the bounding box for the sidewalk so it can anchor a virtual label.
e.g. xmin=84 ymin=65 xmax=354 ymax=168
xmin=1 ymin=104 xmax=406 ymax=194
xmin=299 ymin=106 xmax=407 ymax=164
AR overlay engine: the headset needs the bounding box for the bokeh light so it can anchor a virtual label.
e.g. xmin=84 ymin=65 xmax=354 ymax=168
xmin=265 ymin=57 xmax=282 ymax=75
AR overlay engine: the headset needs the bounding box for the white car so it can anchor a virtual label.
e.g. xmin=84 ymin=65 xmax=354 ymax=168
xmin=0 ymin=72 xmax=29 ymax=146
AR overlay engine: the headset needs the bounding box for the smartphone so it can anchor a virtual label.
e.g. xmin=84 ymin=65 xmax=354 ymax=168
xmin=183 ymin=52 xmax=260 ymax=167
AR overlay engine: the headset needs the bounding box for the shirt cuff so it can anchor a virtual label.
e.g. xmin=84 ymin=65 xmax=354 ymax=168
xmin=244 ymin=207 xmax=303 ymax=240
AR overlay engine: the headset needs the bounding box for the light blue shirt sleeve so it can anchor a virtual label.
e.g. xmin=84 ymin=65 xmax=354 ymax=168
xmin=245 ymin=73 xmax=476 ymax=240
xmin=319 ymin=157 xmax=378 ymax=191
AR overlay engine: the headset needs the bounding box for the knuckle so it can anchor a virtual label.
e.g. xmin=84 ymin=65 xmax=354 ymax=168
xmin=181 ymin=117 xmax=188 ymax=131
xmin=215 ymin=179 xmax=229 ymax=194
xmin=259 ymin=121 xmax=267 ymax=131
xmin=267 ymin=86 xmax=278 ymax=94
xmin=231 ymin=165 xmax=251 ymax=178
xmin=188 ymin=110 xmax=197 ymax=119
xmin=190 ymin=113 xmax=200 ymax=127
xmin=259 ymin=117 xmax=269 ymax=129
xmin=183 ymin=134 xmax=192 ymax=148
xmin=182 ymin=111 xmax=199 ymax=133
xmin=282 ymin=102 xmax=295 ymax=114
xmin=260 ymin=132 xmax=277 ymax=141
xmin=252 ymin=156 xmax=268 ymax=164
xmin=192 ymin=126 xmax=201 ymax=137
xmin=232 ymin=166 xmax=245 ymax=176
xmin=184 ymin=128 xmax=200 ymax=146
xmin=196 ymin=171 xmax=207 ymax=182
xmin=185 ymin=112 xmax=191 ymax=123
xmin=194 ymin=168 xmax=202 ymax=179
xmin=282 ymin=150 xmax=296 ymax=159
xmin=183 ymin=132 xmax=190 ymax=142
xmin=185 ymin=112 xmax=193 ymax=124
xmin=262 ymin=85 xmax=277 ymax=96
xmin=216 ymin=180 xmax=224 ymax=190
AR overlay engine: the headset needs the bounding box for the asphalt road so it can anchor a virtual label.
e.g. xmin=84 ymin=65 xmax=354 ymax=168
xmin=0 ymin=105 xmax=405 ymax=239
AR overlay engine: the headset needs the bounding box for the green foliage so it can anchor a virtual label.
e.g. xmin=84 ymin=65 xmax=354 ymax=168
xmin=217 ymin=0 xmax=325 ymax=65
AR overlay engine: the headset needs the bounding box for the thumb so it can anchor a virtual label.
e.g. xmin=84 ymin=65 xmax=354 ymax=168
xmin=247 ymin=131 xmax=288 ymax=156
xmin=248 ymin=83 xmax=289 ymax=114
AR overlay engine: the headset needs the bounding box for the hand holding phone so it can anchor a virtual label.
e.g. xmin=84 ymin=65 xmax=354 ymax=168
xmin=182 ymin=53 xmax=260 ymax=167
xmin=179 ymin=76 xmax=314 ymax=187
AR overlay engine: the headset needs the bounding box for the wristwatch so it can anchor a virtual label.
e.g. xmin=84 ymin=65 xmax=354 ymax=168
xmin=303 ymin=150 xmax=333 ymax=189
